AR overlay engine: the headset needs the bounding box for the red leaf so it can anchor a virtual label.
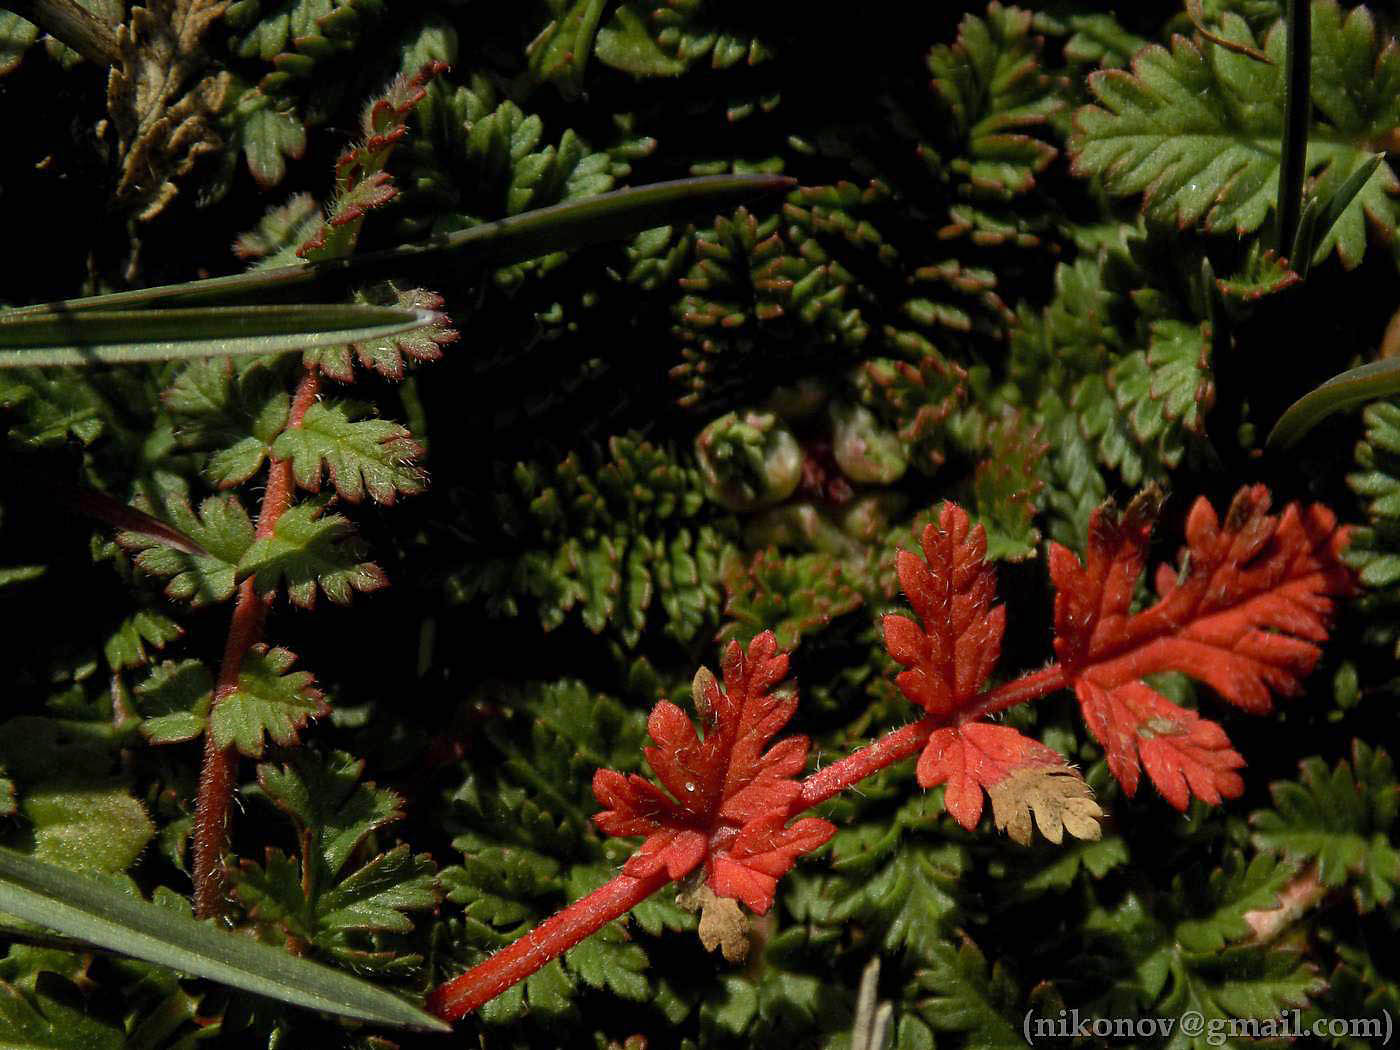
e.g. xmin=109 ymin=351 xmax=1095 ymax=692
xmin=883 ymin=503 xmax=1006 ymax=717
xmin=592 ymin=631 xmax=835 ymax=912
xmin=1051 ymin=485 xmax=1353 ymax=809
xmin=916 ymin=722 xmax=1063 ymax=830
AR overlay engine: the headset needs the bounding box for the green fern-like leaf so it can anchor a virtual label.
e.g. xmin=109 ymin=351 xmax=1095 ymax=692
xmin=1250 ymin=741 xmax=1400 ymax=912
xmin=1070 ymin=3 xmax=1400 ymax=269
xmin=928 ymin=4 xmax=1064 ymax=200
xmin=210 ymin=644 xmax=328 ymax=756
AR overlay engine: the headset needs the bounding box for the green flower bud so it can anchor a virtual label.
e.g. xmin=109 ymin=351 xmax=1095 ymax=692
xmin=829 ymin=402 xmax=908 ymax=485
xmin=695 ymin=411 xmax=803 ymax=511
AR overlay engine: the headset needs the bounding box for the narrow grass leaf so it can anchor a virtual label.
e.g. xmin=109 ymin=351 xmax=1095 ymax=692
xmin=0 ymin=847 xmax=449 ymax=1032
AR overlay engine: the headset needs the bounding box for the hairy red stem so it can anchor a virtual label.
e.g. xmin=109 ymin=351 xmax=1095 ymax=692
xmin=429 ymin=661 xmax=1078 ymax=1020
xmin=797 ymin=716 xmax=937 ymax=810
xmin=191 ymin=368 xmax=321 ymax=919
xmin=428 ymin=869 xmax=671 ymax=1020
xmin=964 ymin=664 xmax=1069 ymax=722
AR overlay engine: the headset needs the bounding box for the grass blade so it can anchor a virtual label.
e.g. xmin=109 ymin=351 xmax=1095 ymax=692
xmin=1266 ymin=357 xmax=1400 ymax=450
xmin=0 ymin=848 xmax=449 ymax=1032
xmin=1275 ymin=0 xmax=1311 ymax=256
xmin=0 ymin=304 xmax=433 ymax=368
xmin=4 ymin=174 xmax=794 ymax=315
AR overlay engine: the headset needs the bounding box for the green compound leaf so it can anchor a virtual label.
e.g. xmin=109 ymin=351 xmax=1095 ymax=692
xmin=256 ymin=751 xmax=403 ymax=876
xmin=236 ymin=751 xmax=438 ymax=975
xmin=1174 ymin=852 xmax=1296 ymax=952
xmin=163 ymin=357 xmax=292 ymax=488
xmin=1345 ymin=400 xmax=1400 ymax=613
xmin=0 ymin=305 xmax=432 ymax=369
xmin=271 ymin=400 xmax=425 ymax=505
xmin=119 ymin=493 xmax=256 ymax=608
xmin=0 ymin=847 xmax=448 ymax=1031
xmin=209 ymin=644 xmax=329 ymax=757
xmin=1250 ymin=741 xmax=1400 ymax=911
xmin=237 ymin=846 xmax=438 ymax=946
xmin=914 ymin=936 xmax=1025 ymax=1050
xmin=928 ymin=4 xmax=1064 ymax=199
xmin=239 ymin=502 xmax=388 ymax=608
xmin=1070 ymin=3 xmax=1400 ymax=269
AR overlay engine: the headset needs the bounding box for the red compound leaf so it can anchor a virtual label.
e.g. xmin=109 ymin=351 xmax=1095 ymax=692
xmin=883 ymin=505 xmax=1092 ymax=836
xmin=883 ymin=503 xmax=1006 ymax=718
xmin=592 ymin=631 xmax=835 ymax=914
xmin=1050 ymin=485 xmax=1354 ymax=810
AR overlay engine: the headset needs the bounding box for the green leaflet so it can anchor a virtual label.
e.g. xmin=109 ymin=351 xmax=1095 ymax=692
xmin=103 ymin=610 xmax=182 ymax=672
xmin=913 ymin=937 xmax=1025 ymax=1050
xmin=119 ymin=493 xmax=256 ymax=608
xmin=928 ymin=5 xmax=1063 ymax=199
xmin=1250 ymin=741 xmax=1400 ymax=911
xmin=240 ymin=502 xmax=387 ymax=608
xmin=272 ymin=400 xmax=424 ymax=505
xmin=594 ymin=0 xmax=768 ymax=77
xmin=1071 ymin=3 xmax=1400 ymax=269
xmin=210 ymin=645 xmax=327 ymax=757
xmin=0 ymin=847 xmax=448 ymax=1031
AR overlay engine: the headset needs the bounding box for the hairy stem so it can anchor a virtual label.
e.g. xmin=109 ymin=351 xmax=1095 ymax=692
xmin=191 ymin=367 xmax=321 ymax=919
xmin=428 ymin=660 xmax=1080 ymax=1019
xmin=797 ymin=716 xmax=937 ymax=810
xmin=427 ymin=869 xmax=671 ymax=1020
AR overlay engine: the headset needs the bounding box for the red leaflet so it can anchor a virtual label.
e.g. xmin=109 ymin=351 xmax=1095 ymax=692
xmin=884 ymin=504 xmax=1084 ymax=831
xmin=1049 ymin=486 xmax=1354 ymax=810
xmin=883 ymin=503 xmax=1005 ymax=718
xmin=592 ymin=631 xmax=835 ymax=914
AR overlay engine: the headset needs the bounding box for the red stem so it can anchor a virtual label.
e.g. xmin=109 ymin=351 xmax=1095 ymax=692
xmin=427 ymin=869 xmax=671 ymax=1020
xmin=429 ymin=659 xmax=1078 ymax=1020
xmin=964 ymin=664 xmax=1068 ymax=722
xmin=191 ymin=368 xmax=321 ymax=919
xmin=797 ymin=715 xmax=937 ymax=810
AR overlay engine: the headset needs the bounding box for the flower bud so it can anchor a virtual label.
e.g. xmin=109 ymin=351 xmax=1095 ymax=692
xmin=695 ymin=411 xmax=803 ymax=511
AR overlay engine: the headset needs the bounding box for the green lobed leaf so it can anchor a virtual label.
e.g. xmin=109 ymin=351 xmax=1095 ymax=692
xmin=1070 ymin=4 xmax=1400 ymax=269
xmin=271 ymin=400 xmax=425 ymax=505
xmin=119 ymin=493 xmax=255 ymax=607
xmin=133 ymin=659 xmax=213 ymax=745
xmin=209 ymin=644 xmax=328 ymax=757
xmin=103 ymin=611 xmax=183 ymax=672
xmin=239 ymin=502 xmax=388 ymax=608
